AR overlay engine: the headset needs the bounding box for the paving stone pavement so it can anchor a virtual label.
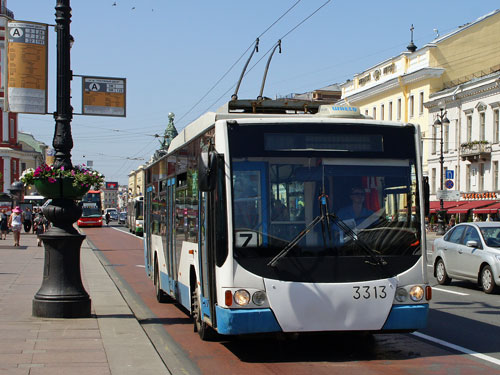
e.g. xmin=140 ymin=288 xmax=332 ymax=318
xmin=0 ymin=230 xmax=169 ymax=374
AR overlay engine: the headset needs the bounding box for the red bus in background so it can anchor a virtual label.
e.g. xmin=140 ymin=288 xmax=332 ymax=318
xmin=77 ymin=190 xmax=103 ymax=227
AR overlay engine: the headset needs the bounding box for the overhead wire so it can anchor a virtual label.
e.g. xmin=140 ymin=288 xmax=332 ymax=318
xmin=190 ymin=0 xmax=332 ymax=125
xmin=175 ymin=0 xmax=304 ymax=125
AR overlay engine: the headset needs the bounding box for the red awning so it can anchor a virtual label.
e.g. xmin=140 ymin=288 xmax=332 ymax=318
xmin=473 ymin=201 xmax=500 ymax=214
xmin=429 ymin=201 xmax=466 ymax=213
xmin=447 ymin=200 xmax=497 ymax=214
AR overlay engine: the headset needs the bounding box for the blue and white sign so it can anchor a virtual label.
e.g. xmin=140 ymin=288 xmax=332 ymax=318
xmin=445 ymin=170 xmax=454 ymax=179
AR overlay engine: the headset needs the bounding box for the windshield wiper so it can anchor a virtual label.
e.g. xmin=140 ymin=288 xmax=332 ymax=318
xmin=268 ymin=195 xmax=388 ymax=270
xmin=328 ymin=213 xmax=387 ymax=268
xmin=268 ymin=194 xmax=333 ymax=267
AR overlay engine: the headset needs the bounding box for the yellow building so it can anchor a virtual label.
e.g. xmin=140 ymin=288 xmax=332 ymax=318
xmin=128 ymin=164 xmax=145 ymax=200
xmin=339 ymin=9 xmax=500 ymax=175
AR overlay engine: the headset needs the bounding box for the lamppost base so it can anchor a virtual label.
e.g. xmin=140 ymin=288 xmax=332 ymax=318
xmin=32 ymin=229 xmax=91 ymax=318
xmin=33 ymin=297 xmax=91 ymax=318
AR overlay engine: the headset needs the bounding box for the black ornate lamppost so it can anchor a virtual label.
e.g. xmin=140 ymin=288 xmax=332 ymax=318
xmin=434 ymin=108 xmax=450 ymax=236
xmin=32 ymin=0 xmax=91 ymax=318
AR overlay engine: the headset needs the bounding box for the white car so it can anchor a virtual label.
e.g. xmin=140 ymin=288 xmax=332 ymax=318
xmin=432 ymin=222 xmax=500 ymax=294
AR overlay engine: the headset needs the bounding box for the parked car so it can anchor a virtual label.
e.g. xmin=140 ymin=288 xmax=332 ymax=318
xmin=432 ymin=222 xmax=500 ymax=294
xmin=118 ymin=212 xmax=127 ymax=224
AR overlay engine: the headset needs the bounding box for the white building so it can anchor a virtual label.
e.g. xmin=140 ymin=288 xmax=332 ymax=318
xmin=426 ymin=71 xmax=500 ymax=218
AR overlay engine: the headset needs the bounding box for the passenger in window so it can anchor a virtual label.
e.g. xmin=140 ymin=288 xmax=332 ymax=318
xmin=271 ymin=199 xmax=289 ymax=221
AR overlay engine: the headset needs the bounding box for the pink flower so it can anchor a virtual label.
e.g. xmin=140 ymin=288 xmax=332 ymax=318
xmin=33 ymin=170 xmax=40 ymax=177
xmin=48 ymin=177 xmax=57 ymax=183
xmin=71 ymin=170 xmax=76 ymax=176
xmin=60 ymin=166 xmax=65 ymax=171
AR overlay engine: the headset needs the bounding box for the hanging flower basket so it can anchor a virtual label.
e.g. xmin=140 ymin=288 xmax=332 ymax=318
xmin=34 ymin=178 xmax=89 ymax=200
xmin=21 ymin=163 xmax=104 ymax=200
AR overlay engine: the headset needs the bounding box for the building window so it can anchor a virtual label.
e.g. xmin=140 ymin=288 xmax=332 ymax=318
xmin=380 ymin=104 xmax=384 ymax=121
xmin=444 ymin=123 xmax=449 ymax=153
xmin=373 ymin=107 xmax=376 ymax=119
xmin=494 ymin=161 xmax=498 ymax=191
xmin=419 ymin=92 xmax=424 ymax=115
xmin=479 ymin=163 xmax=484 ymax=191
xmin=432 ymin=125 xmax=437 ymax=155
xmin=466 ymin=165 xmax=471 ymax=192
xmin=397 ymin=98 xmax=401 ymax=121
xmin=431 ymin=168 xmax=436 ymax=194
xmin=388 ymin=101 xmax=393 ymax=121
xmin=494 ymin=109 xmax=500 ymax=143
xmin=21 ymin=163 xmax=26 ymax=173
xmin=466 ymin=115 xmax=472 ymax=142
xmin=409 ymin=95 xmax=414 ymax=118
xmin=479 ymin=112 xmax=485 ymax=141
xmin=365 ymin=109 xmax=368 ymax=116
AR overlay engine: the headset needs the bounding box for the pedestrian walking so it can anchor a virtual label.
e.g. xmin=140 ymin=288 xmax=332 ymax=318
xmin=0 ymin=209 xmax=8 ymax=240
xmin=22 ymin=207 xmax=33 ymax=233
xmin=8 ymin=206 xmax=23 ymax=247
xmin=33 ymin=213 xmax=47 ymax=247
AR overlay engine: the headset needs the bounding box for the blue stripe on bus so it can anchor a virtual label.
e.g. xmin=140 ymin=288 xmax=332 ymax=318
xmin=215 ymin=306 xmax=282 ymax=335
xmin=382 ymin=304 xmax=429 ymax=330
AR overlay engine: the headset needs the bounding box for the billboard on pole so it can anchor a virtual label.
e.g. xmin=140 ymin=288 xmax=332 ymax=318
xmin=6 ymin=21 xmax=48 ymax=114
xmin=82 ymin=76 xmax=126 ymax=117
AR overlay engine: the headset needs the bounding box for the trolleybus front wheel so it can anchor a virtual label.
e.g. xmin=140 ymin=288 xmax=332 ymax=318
xmin=192 ymin=287 xmax=216 ymax=341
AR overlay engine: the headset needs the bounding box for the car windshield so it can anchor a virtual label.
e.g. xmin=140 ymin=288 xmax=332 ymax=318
xmin=228 ymin=122 xmax=423 ymax=282
xmin=479 ymin=226 xmax=500 ymax=247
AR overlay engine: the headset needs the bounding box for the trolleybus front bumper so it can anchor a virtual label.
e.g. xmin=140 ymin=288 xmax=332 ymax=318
xmin=215 ymin=303 xmax=429 ymax=335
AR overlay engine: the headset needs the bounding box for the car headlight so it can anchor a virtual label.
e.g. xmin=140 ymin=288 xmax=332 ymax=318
xmin=234 ymin=289 xmax=250 ymax=306
xmin=252 ymin=291 xmax=267 ymax=306
xmin=409 ymin=286 xmax=424 ymax=302
xmin=395 ymin=288 xmax=407 ymax=302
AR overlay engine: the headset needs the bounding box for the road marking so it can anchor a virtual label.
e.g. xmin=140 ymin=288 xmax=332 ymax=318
xmin=432 ymin=287 xmax=469 ymax=296
xmin=111 ymin=226 xmax=144 ymax=239
xmin=412 ymin=332 xmax=500 ymax=367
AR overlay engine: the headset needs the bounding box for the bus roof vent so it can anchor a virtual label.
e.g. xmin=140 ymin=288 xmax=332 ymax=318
xmin=317 ymin=105 xmax=365 ymax=118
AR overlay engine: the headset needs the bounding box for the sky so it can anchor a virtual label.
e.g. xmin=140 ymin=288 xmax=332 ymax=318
xmin=12 ymin=0 xmax=500 ymax=185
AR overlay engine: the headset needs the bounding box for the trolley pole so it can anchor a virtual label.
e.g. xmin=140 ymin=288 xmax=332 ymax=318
xmin=32 ymin=0 xmax=91 ymax=318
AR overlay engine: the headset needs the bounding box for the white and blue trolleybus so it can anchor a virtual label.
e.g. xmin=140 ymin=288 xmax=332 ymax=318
xmin=143 ymin=99 xmax=431 ymax=340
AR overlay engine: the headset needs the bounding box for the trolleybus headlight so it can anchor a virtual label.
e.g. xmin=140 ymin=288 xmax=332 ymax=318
xmin=234 ymin=290 xmax=250 ymax=306
xmin=409 ymin=286 xmax=424 ymax=302
xmin=395 ymin=288 xmax=408 ymax=302
xmin=252 ymin=291 xmax=266 ymax=306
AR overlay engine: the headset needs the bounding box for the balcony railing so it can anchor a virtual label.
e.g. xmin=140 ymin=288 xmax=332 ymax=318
xmin=0 ymin=6 xmax=14 ymax=19
xmin=460 ymin=141 xmax=491 ymax=161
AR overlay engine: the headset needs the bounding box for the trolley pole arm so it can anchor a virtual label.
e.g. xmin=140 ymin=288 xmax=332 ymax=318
xmin=257 ymin=40 xmax=281 ymax=100
xmin=231 ymin=38 xmax=259 ymax=101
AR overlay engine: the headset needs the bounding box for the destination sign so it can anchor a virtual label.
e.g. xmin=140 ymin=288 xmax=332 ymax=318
xmin=82 ymin=76 xmax=126 ymax=117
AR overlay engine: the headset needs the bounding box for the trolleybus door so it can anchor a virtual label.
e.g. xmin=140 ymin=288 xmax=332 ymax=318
xmin=198 ymin=189 xmax=217 ymax=325
xmin=145 ymin=188 xmax=153 ymax=276
xmin=166 ymin=178 xmax=177 ymax=295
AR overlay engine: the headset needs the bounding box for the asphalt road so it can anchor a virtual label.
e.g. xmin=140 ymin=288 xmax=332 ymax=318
xmin=424 ymin=233 xmax=500 ymax=365
xmin=82 ymin=224 xmax=500 ymax=374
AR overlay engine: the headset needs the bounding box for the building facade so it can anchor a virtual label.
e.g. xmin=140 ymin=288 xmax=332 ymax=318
xmin=128 ymin=165 xmax=145 ymax=201
xmin=426 ymin=71 xmax=500 ymax=218
xmin=339 ymin=9 xmax=500 ymax=176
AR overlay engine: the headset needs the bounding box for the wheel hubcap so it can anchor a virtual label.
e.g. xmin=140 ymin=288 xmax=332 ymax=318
xmin=437 ymin=263 xmax=444 ymax=281
xmin=482 ymin=269 xmax=492 ymax=290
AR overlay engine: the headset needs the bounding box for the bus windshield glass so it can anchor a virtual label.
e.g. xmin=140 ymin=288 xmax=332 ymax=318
xmin=229 ymin=122 xmax=422 ymax=282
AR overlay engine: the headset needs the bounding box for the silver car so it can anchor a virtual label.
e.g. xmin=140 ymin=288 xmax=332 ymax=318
xmin=432 ymin=222 xmax=500 ymax=294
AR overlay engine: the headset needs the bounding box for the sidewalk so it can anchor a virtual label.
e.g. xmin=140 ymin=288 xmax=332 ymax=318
xmin=0 ymin=230 xmax=169 ymax=374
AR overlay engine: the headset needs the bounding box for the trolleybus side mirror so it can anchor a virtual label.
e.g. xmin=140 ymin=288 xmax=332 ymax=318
xmin=423 ymin=176 xmax=430 ymax=217
xmin=198 ymin=151 xmax=217 ymax=192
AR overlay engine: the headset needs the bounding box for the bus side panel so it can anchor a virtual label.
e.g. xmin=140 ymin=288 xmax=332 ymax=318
xmin=177 ymin=241 xmax=198 ymax=312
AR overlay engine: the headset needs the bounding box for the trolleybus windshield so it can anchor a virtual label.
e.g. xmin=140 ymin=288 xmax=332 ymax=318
xmin=229 ymin=122 xmax=422 ymax=283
